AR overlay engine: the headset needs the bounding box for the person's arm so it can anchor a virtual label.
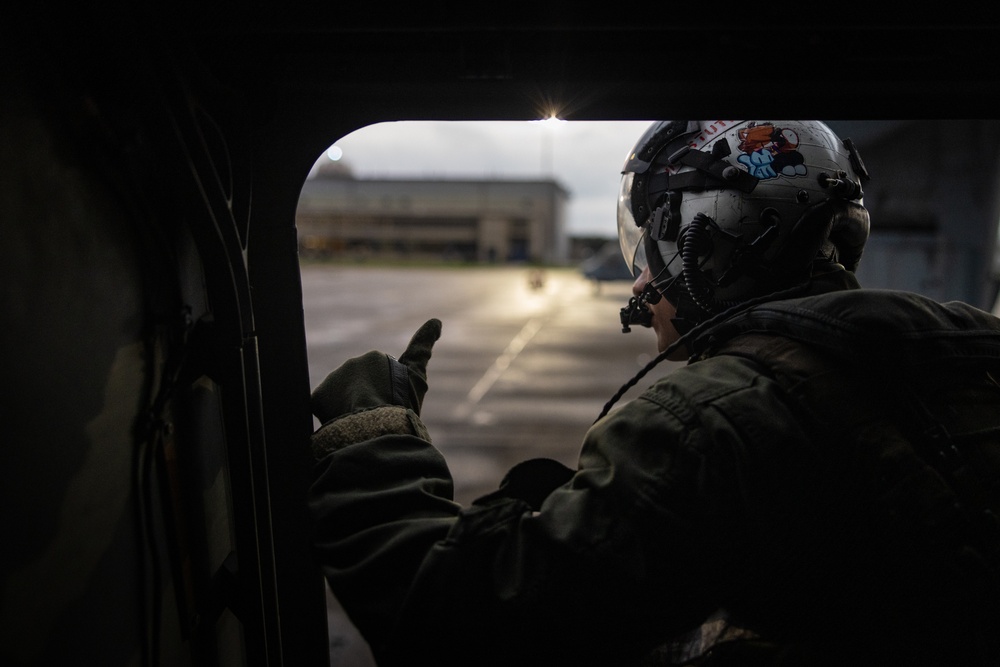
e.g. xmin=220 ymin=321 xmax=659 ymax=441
xmin=306 ymin=319 xmax=459 ymax=651
xmin=309 ymin=429 xmax=461 ymax=655
xmin=308 ymin=351 xmax=758 ymax=665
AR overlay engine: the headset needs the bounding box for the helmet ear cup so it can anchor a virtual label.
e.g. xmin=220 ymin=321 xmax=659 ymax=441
xmin=828 ymin=200 xmax=870 ymax=272
xmin=773 ymin=201 xmax=839 ymax=276
xmin=772 ymin=198 xmax=870 ymax=276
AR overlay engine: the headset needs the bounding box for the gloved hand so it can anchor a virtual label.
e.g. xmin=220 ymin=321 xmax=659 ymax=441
xmin=310 ymin=318 xmax=442 ymax=424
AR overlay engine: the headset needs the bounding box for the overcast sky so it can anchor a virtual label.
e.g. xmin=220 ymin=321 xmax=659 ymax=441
xmin=308 ymin=120 xmax=654 ymax=238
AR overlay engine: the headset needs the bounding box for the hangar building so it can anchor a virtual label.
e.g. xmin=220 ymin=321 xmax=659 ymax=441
xmin=296 ymin=164 xmax=570 ymax=264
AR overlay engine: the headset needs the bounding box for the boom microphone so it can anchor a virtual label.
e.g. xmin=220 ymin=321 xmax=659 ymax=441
xmin=619 ymin=284 xmax=661 ymax=333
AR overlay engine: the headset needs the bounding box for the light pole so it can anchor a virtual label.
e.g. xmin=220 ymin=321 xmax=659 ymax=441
xmin=538 ymin=115 xmax=561 ymax=176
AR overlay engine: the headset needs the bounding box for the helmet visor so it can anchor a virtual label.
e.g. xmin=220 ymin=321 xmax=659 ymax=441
xmin=617 ymin=172 xmax=647 ymax=276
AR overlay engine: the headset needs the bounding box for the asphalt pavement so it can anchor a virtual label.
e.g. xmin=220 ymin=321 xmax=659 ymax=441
xmin=302 ymin=262 xmax=686 ymax=663
xmin=302 ymin=262 xmax=683 ymax=505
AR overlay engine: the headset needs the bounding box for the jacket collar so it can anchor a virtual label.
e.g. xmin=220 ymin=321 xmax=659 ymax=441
xmin=687 ymin=269 xmax=1000 ymax=367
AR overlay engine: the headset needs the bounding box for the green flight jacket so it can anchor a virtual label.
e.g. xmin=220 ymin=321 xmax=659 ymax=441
xmin=309 ymin=273 xmax=1000 ymax=666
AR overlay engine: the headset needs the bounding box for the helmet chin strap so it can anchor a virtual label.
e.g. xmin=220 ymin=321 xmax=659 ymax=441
xmin=652 ymin=269 xmax=702 ymax=337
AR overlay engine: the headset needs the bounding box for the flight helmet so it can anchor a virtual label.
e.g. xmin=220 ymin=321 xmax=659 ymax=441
xmin=618 ymin=120 xmax=871 ymax=332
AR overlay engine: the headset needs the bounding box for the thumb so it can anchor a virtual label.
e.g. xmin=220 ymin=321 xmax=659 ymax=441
xmin=397 ymin=318 xmax=442 ymax=377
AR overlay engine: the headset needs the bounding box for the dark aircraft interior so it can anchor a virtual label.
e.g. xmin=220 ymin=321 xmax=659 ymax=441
xmin=4 ymin=5 xmax=999 ymax=665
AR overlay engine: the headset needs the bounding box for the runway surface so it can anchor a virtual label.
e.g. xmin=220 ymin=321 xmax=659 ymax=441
xmin=302 ymin=262 xmax=685 ymax=663
xmin=302 ymin=262 xmax=682 ymax=505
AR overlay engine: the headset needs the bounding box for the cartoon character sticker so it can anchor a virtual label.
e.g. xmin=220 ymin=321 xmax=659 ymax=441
xmin=736 ymin=122 xmax=807 ymax=179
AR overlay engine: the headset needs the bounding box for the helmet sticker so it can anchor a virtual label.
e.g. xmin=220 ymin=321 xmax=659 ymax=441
xmin=736 ymin=122 xmax=807 ymax=180
xmin=684 ymin=120 xmax=740 ymax=151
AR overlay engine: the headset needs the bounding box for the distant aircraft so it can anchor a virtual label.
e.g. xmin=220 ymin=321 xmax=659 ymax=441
xmin=580 ymin=241 xmax=633 ymax=291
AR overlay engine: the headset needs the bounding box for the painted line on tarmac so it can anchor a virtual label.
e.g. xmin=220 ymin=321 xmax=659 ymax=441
xmin=452 ymin=316 xmax=544 ymax=421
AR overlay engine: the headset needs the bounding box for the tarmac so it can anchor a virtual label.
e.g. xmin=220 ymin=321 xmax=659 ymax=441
xmin=301 ymin=262 xmax=684 ymax=664
xmin=301 ymin=262 xmax=683 ymax=504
